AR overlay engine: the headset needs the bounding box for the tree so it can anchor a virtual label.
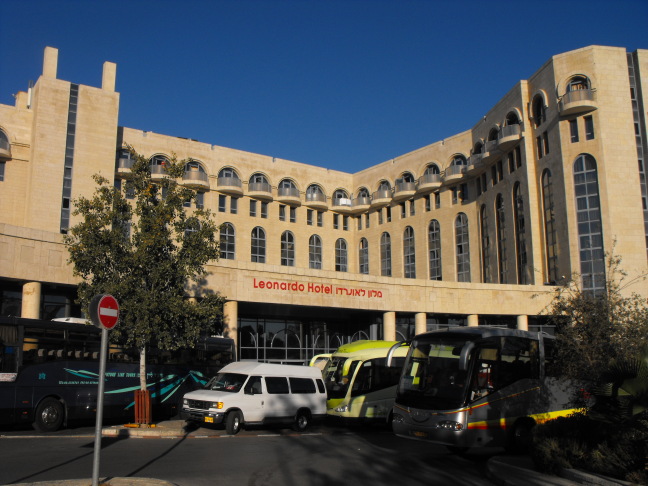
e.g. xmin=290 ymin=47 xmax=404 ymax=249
xmin=64 ymin=146 xmax=224 ymax=393
xmin=544 ymin=251 xmax=648 ymax=414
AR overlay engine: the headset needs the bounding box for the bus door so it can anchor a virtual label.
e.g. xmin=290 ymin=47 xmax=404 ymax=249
xmin=349 ymin=357 xmax=404 ymax=419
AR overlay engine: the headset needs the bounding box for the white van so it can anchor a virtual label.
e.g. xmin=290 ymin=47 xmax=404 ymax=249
xmin=180 ymin=361 xmax=327 ymax=434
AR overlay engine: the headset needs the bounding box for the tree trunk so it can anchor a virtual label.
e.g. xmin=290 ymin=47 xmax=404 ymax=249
xmin=139 ymin=347 xmax=147 ymax=391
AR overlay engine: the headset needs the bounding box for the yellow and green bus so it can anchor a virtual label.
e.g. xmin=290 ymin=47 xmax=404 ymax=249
xmin=317 ymin=340 xmax=409 ymax=423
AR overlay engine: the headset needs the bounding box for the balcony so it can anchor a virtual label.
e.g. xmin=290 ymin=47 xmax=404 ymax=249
xmin=393 ymin=181 xmax=417 ymax=202
xmin=497 ymin=124 xmax=522 ymax=151
xmin=304 ymin=192 xmax=328 ymax=210
xmin=116 ymin=156 xmax=134 ymax=177
xmin=559 ymin=88 xmax=597 ymax=116
xmin=0 ymin=138 xmax=11 ymax=161
xmin=332 ymin=197 xmax=353 ymax=213
xmin=217 ymin=176 xmax=244 ymax=196
xmin=149 ymin=164 xmax=168 ymax=181
xmin=182 ymin=170 xmax=210 ymax=190
xmin=442 ymin=165 xmax=466 ymax=184
xmin=276 ymin=186 xmax=301 ymax=205
xmin=416 ymin=173 xmax=442 ymax=194
xmin=350 ymin=196 xmax=371 ymax=213
xmin=466 ymin=154 xmax=485 ymax=175
xmin=248 ymin=181 xmax=274 ymax=201
xmin=370 ymin=189 xmax=392 ymax=208
xmin=481 ymin=140 xmax=500 ymax=162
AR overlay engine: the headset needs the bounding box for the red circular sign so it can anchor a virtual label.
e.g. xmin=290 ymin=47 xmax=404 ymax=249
xmin=96 ymin=294 xmax=120 ymax=330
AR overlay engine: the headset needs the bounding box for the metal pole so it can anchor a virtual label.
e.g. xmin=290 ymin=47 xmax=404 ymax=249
xmin=92 ymin=327 xmax=109 ymax=486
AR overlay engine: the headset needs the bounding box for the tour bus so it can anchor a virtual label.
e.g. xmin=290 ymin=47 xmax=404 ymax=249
xmin=389 ymin=327 xmax=583 ymax=451
xmin=320 ymin=340 xmax=409 ymax=423
xmin=180 ymin=361 xmax=327 ymax=434
xmin=0 ymin=316 xmax=234 ymax=431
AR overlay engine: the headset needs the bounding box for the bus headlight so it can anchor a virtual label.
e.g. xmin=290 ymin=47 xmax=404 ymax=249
xmin=438 ymin=420 xmax=463 ymax=431
xmin=392 ymin=413 xmax=405 ymax=424
xmin=334 ymin=404 xmax=349 ymax=413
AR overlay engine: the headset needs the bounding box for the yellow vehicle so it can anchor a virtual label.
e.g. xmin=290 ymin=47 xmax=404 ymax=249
xmin=319 ymin=340 xmax=409 ymax=423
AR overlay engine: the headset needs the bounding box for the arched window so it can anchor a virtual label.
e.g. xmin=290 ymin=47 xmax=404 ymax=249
xmin=496 ymin=194 xmax=507 ymax=283
xmin=455 ymin=214 xmax=470 ymax=282
xmin=400 ymin=172 xmax=415 ymax=183
xmin=480 ymin=205 xmax=491 ymax=283
xmin=378 ymin=180 xmax=391 ymax=192
xmin=281 ymin=231 xmax=295 ymax=267
xmin=218 ymin=167 xmax=239 ymax=179
xmin=185 ymin=160 xmax=206 ymax=173
xmin=424 ymin=164 xmax=440 ymax=175
xmin=532 ymin=95 xmax=546 ymax=127
xmin=380 ymin=232 xmax=392 ymax=277
xmin=428 ymin=220 xmax=442 ymax=280
xmin=403 ymin=227 xmax=416 ymax=279
xmin=220 ymin=223 xmax=235 ymax=260
xmin=567 ymin=75 xmax=590 ymax=92
xmin=333 ymin=189 xmax=350 ymax=205
xmin=249 ymin=173 xmax=270 ymax=192
xmin=150 ymin=154 xmax=169 ymax=167
xmin=573 ymin=154 xmax=605 ymax=293
xmin=249 ymin=173 xmax=269 ymax=184
xmin=505 ymin=111 xmax=520 ymax=126
xmin=357 ymin=187 xmax=370 ymax=198
xmin=487 ymin=127 xmax=499 ymax=142
xmin=513 ymin=183 xmax=529 ymax=284
xmin=473 ymin=141 xmax=484 ymax=155
xmin=251 ymin=227 xmax=266 ymax=263
xmin=542 ymin=169 xmax=559 ymax=284
xmin=309 ymin=235 xmax=322 ymax=269
xmin=335 ymin=239 xmax=348 ymax=272
xmin=450 ymin=154 xmax=467 ymax=166
xmin=0 ymin=129 xmax=10 ymax=151
xmin=306 ymin=184 xmax=325 ymax=203
xmin=278 ymin=179 xmax=298 ymax=197
xmin=359 ymin=238 xmax=369 ymax=274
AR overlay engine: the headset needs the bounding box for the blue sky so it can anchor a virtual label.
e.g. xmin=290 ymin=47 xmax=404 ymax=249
xmin=1 ymin=0 xmax=647 ymax=173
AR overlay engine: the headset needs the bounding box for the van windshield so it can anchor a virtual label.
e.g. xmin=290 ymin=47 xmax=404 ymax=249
xmin=204 ymin=372 xmax=248 ymax=393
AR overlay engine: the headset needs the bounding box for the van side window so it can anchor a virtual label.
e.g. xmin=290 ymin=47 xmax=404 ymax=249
xmin=289 ymin=377 xmax=315 ymax=394
xmin=265 ymin=376 xmax=289 ymax=394
xmin=244 ymin=376 xmax=262 ymax=394
xmin=316 ymin=379 xmax=325 ymax=394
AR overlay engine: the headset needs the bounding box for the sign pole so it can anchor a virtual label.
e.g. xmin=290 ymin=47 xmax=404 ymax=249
xmin=89 ymin=294 xmax=119 ymax=486
xmin=92 ymin=327 xmax=109 ymax=486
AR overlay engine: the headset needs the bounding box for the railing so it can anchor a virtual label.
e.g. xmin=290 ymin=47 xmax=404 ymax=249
xmin=371 ymin=189 xmax=392 ymax=200
xmin=484 ymin=140 xmax=498 ymax=153
xmin=217 ymin=176 xmax=242 ymax=187
xmin=468 ymin=153 xmax=483 ymax=166
xmin=278 ymin=186 xmax=300 ymax=198
xmin=561 ymin=88 xmax=595 ymax=104
xmin=352 ymin=196 xmax=371 ymax=207
xmin=305 ymin=192 xmax=327 ymax=203
xmin=117 ymin=158 xmax=134 ymax=170
xmin=149 ymin=165 xmax=168 ymax=176
xmin=183 ymin=171 xmax=209 ymax=183
xmin=499 ymin=124 xmax=521 ymax=139
xmin=419 ymin=173 xmax=441 ymax=185
xmin=444 ymin=165 xmax=466 ymax=177
xmin=394 ymin=181 xmax=416 ymax=193
xmin=332 ymin=197 xmax=352 ymax=207
xmin=248 ymin=181 xmax=272 ymax=193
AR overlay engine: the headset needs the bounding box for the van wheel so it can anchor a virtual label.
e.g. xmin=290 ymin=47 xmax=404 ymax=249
xmin=33 ymin=398 xmax=64 ymax=432
xmin=293 ymin=410 xmax=311 ymax=432
xmin=225 ymin=411 xmax=243 ymax=435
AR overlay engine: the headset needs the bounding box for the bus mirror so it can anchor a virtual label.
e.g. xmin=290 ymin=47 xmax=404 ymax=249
xmin=386 ymin=341 xmax=407 ymax=367
xmin=459 ymin=342 xmax=475 ymax=371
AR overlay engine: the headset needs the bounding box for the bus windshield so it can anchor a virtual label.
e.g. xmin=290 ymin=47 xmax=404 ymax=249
xmin=204 ymin=373 xmax=248 ymax=393
xmin=322 ymin=357 xmax=360 ymax=399
xmin=397 ymin=334 xmax=473 ymax=410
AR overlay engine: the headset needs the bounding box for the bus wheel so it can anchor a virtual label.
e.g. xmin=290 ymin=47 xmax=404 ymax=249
xmin=293 ymin=410 xmax=311 ymax=432
xmin=225 ymin=411 xmax=242 ymax=435
xmin=507 ymin=419 xmax=535 ymax=453
xmin=33 ymin=398 xmax=64 ymax=432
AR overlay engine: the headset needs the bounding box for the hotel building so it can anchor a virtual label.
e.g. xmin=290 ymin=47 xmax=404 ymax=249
xmin=1 ymin=45 xmax=646 ymax=363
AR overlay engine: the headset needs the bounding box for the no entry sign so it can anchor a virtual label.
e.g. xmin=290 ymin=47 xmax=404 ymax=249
xmin=89 ymin=294 xmax=120 ymax=330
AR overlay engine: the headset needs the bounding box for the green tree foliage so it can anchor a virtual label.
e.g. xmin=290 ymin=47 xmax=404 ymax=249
xmin=64 ymin=146 xmax=225 ymax=390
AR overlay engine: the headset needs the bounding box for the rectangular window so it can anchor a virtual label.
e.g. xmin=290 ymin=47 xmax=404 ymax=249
xmin=218 ymin=195 xmax=227 ymax=212
xmin=307 ymin=209 xmax=313 ymax=226
xmin=265 ymin=376 xmax=289 ymax=394
xmin=230 ymin=197 xmax=238 ymax=214
xmin=401 ymin=203 xmax=406 ymax=218
xmin=508 ymin=151 xmax=515 ymax=173
xmin=543 ymin=131 xmax=550 ymax=155
xmin=569 ymin=119 xmax=579 ymax=143
xmin=434 ymin=192 xmax=440 ymax=209
xmin=261 ymin=202 xmax=268 ymax=219
xmin=289 ymin=377 xmax=316 ymax=394
xmin=492 ymin=164 xmax=498 ymax=185
xmin=290 ymin=206 xmax=296 ymax=223
xmin=317 ymin=211 xmax=323 ymax=227
xmin=515 ymin=146 xmax=522 ymax=169
xmin=425 ymin=195 xmax=431 ymax=211
xmin=357 ymin=217 xmax=362 ymax=230
xmin=497 ymin=160 xmax=503 ymax=182
xmin=386 ymin=207 xmax=391 ymax=222
xmin=584 ymin=116 xmax=595 ymax=140
xmin=452 ymin=186 xmax=459 ymax=205
xmin=250 ymin=200 xmax=257 ymax=217
xmin=536 ymin=135 xmax=544 ymax=159
xmin=409 ymin=200 xmax=415 ymax=216
xmin=460 ymin=183 xmax=468 ymax=202
xmin=365 ymin=213 xmax=370 ymax=228
xmin=476 ymin=178 xmax=482 ymax=196
xmin=279 ymin=204 xmax=286 ymax=221
xmin=195 ymin=192 xmax=204 ymax=209
xmin=481 ymin=173 xmax=488 ymax=192
xmin=378 ymin=210 xmax=383 ymax=225
xmin=343 ymin=215 xmax=349 ymax=231
xmin=333 ymin=214 xmax=339 ymax=229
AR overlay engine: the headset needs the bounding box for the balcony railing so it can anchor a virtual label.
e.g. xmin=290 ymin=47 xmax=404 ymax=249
xmin=393 ymin=181 xmax=416 ymax=201
xmin=370 ymin=189 xmax=392 ymax=208
xmin=332 ymin=197 xmax=353 ymax=212
xmin=278 ymin=187 xmax=300 ymax=199
xmin=304 ymin=192 xmax=328 ymax=209
xmin=559 ymin=88 xmax=597 ymax=116
xmin=498 ymin=124 xmax=522 ymax=150
xmin=149 ymin=165 xmax=168 ymax=179
xmin=416 ymin=173 xmax=442 ymax=193
xmin=217 ymin=176 xmax=244 ymax=195
xmin=182 ymin=170 xmax=210 ymax=189
xmin=248 ymin=181 xmax=272 ymax=193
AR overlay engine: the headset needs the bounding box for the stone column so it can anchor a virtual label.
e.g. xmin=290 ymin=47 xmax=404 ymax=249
xmin=415 ymin=312 xmax=427 ymax=336
xmin=467 ymin=314 xmax=479 ymax=327
xmin=21 ymin=282 xmax=42 ymax=319
xmin=517 ymin=315 xmax=529 ymax=331
xmin=383 ymin=311 xmax=396 ymax=341
xmin=223 ymin=300 xmax=239 ymax=360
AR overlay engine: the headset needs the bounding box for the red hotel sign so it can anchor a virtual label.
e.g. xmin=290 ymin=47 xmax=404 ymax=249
xmin=253 ymin=278 xmax=384 ymax=299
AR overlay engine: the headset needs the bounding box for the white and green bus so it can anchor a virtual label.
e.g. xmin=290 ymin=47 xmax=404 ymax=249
xmin=317 ymin=340 xmax=409 ymax=423
xmin=389 ymin=328 xmax=585 ymax=451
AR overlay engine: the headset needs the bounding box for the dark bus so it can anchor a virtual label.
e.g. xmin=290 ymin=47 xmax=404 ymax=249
xmin=0 ymin=316 xmax=234 ymax=432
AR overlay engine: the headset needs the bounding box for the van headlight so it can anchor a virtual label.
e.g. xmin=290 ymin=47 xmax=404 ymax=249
xmin=212 ymin=402 xmax=224 ymax=409
xmin=183 ymin=399 xmax=188 ymax=406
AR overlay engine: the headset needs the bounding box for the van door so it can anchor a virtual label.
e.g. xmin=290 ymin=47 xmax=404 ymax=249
xmin=264 ymin=376 xmax=290 ymax=419
xmin=241 ymin=376 xmax=264 ymax=422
